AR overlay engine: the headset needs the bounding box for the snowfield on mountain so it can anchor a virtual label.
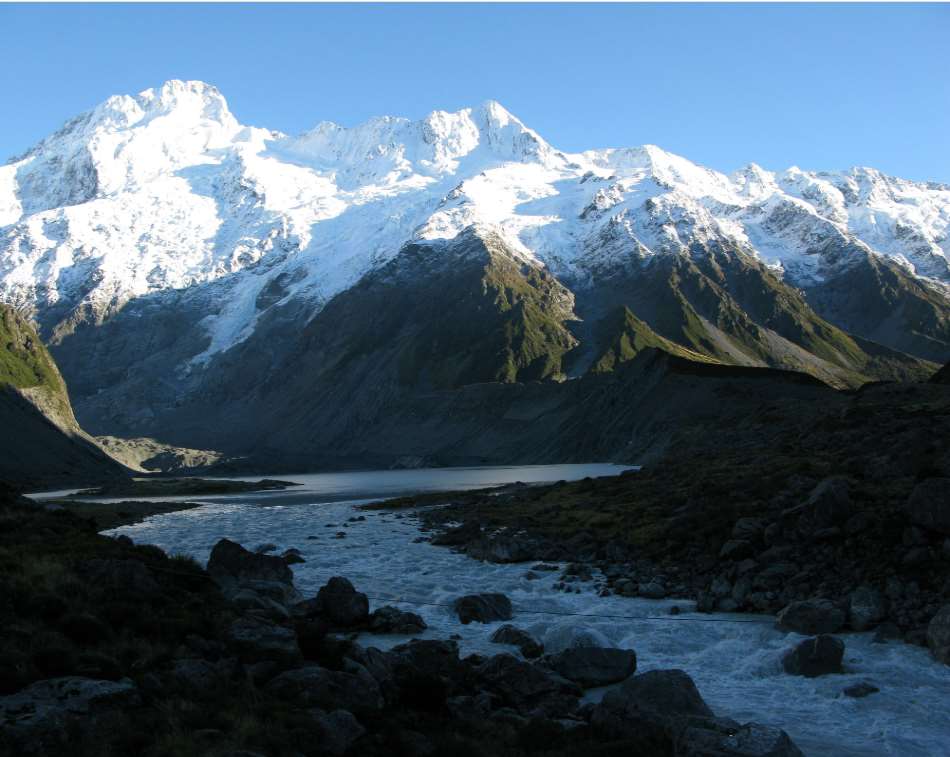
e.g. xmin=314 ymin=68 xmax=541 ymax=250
xmin=2 ymin=80 xmax=948 ymax=349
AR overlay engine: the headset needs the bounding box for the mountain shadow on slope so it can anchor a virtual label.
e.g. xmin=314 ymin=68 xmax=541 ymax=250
xmin=0 ymin=304 xmax=127 ymax=489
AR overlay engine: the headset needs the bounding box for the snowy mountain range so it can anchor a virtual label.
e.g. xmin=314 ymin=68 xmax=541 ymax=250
xmin=1 ymin=80 xmax=948 ymax=460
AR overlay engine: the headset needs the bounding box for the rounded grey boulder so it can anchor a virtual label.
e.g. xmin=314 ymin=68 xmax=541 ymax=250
xmin=545 ymin=646 xmax=637 ymax=688
xmin=454 ymin=593 xmax=513 ymax=624
xmin=489 ymin=624 xmax=543 ymax=658
xmin=316 ymin=576 xmax=370 ymax=626
xmin=781 ymin=634 xmax=844 ymax=677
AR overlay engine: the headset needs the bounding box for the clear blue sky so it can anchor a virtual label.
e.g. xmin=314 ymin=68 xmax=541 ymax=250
xmin=1 ymin=3 xmax=948 ymax=182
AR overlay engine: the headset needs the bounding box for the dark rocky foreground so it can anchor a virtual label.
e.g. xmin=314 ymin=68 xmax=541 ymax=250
xmin=371 ymin=374 xmax=950 ymax=664
xmin=0 ymin=490 xmax=807 ymax=757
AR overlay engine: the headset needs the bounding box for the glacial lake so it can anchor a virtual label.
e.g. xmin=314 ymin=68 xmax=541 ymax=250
xmin=42 ymin=464 xmax=950 ymax=757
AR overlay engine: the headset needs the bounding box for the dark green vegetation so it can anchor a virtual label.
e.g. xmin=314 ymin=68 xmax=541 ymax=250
xmin=70 ymin=478 xmax=299 ymax=499
xmin=576 ymin=246 xmax=935 ymax=388
xmin=0 ymin=304 xmax=127 ymax=490
xmin=379 ymin=367 xmax=950 ymax=640
xmin=283 ymin=230 xmax=579 ymax=391
xmin=0 ymin=305 xmax=62 ymax=392
xmin=588 ymin=306 xmax=716 ymax=372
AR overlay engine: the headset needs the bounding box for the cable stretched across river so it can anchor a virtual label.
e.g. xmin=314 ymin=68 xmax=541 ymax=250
xmin=144 ymin=563 xmax=776 ymax=624
xmin=358 ymin=590 xmax=776 ymax=624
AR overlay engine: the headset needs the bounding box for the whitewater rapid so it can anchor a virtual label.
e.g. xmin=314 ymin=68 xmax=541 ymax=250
xmin=102 ymin=467 xmax=950 ymax=757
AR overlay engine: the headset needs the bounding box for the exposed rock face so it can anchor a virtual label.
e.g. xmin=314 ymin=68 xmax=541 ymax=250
xmin=927 ymin=605 xmax=950 ymax=664
xmin=316 ymin=577 xmax=370 ymax=627
xmin=544 ymin=647 xmax=637 ymax=688
xmin=0 ymin=677 xmax=140 ymax=751
xmin=906 ymin=479 xmax=950 ymax=535
xmin=777 ymin=599 xmax=846 ymax=635
xmin=454 ymin=593 xmax=513 ymax=624
xmin=781 ymin=635 xmax=845 ymax=677
xmin=489 ymin=625 xmax=543 ymax=659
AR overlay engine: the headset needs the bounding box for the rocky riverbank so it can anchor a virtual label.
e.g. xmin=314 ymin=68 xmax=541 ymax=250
xmin=0 ymin=488 xmax=807 ymax=756
xmin=36 ymin=497 xmax=206 ymax=531
xmin=69 ymin=477 xmax=300 ymax=498
xmin=369 ymin=376 xmax=950 ymax=665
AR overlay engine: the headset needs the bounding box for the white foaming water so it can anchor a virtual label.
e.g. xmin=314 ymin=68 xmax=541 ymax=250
xmin=100 ymin=465 xmax=950 ymax=757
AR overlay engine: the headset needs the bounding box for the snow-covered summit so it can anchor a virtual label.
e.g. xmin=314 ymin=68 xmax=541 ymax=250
xmin=1 ymin=80 xmax=948 ymax=359
xmin=281 ymin=98 xmax=561 ymax=189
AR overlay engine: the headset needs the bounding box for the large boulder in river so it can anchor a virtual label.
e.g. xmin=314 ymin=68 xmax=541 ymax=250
xmin=592 ymin=669 xmax=804 ymax=755
xmin=545 ymin=646 xmax=637 ymax=688
xmin=386 ymin=639 xmax=469 ymax=707
xmin=907 ymin=479 xmax=950 ymax=536
xmin=781 ymin=635 xmax=844 ymax=677
xmin=0 ymin=677 xmax=140 ymax=751
xmin=927 ymin=604 xmax=950 ymax=664
xmin=368 ymin=606 xmax=426 ymax=635
xmin=207 ymin=538 xmax=300 ymax=604
xmin=454 ymin=593 xmax=513 ymax=624
xmin=777 ymin=599 xmax=845 ymax=635
xmin=316 ymin=577 xmax=369 ymax=627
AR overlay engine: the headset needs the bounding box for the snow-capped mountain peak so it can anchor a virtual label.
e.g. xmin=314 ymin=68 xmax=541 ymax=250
xmin=1 ymin=80 xmax=948 ymax=366
xmin=282 ymin=98 xmax=559 ymax=189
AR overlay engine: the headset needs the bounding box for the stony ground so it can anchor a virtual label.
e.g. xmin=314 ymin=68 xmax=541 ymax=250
xmin=373 ymin=377 xmax=950 ymax=655
xmin=0 ymin=486 xmax=806 ymax=757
